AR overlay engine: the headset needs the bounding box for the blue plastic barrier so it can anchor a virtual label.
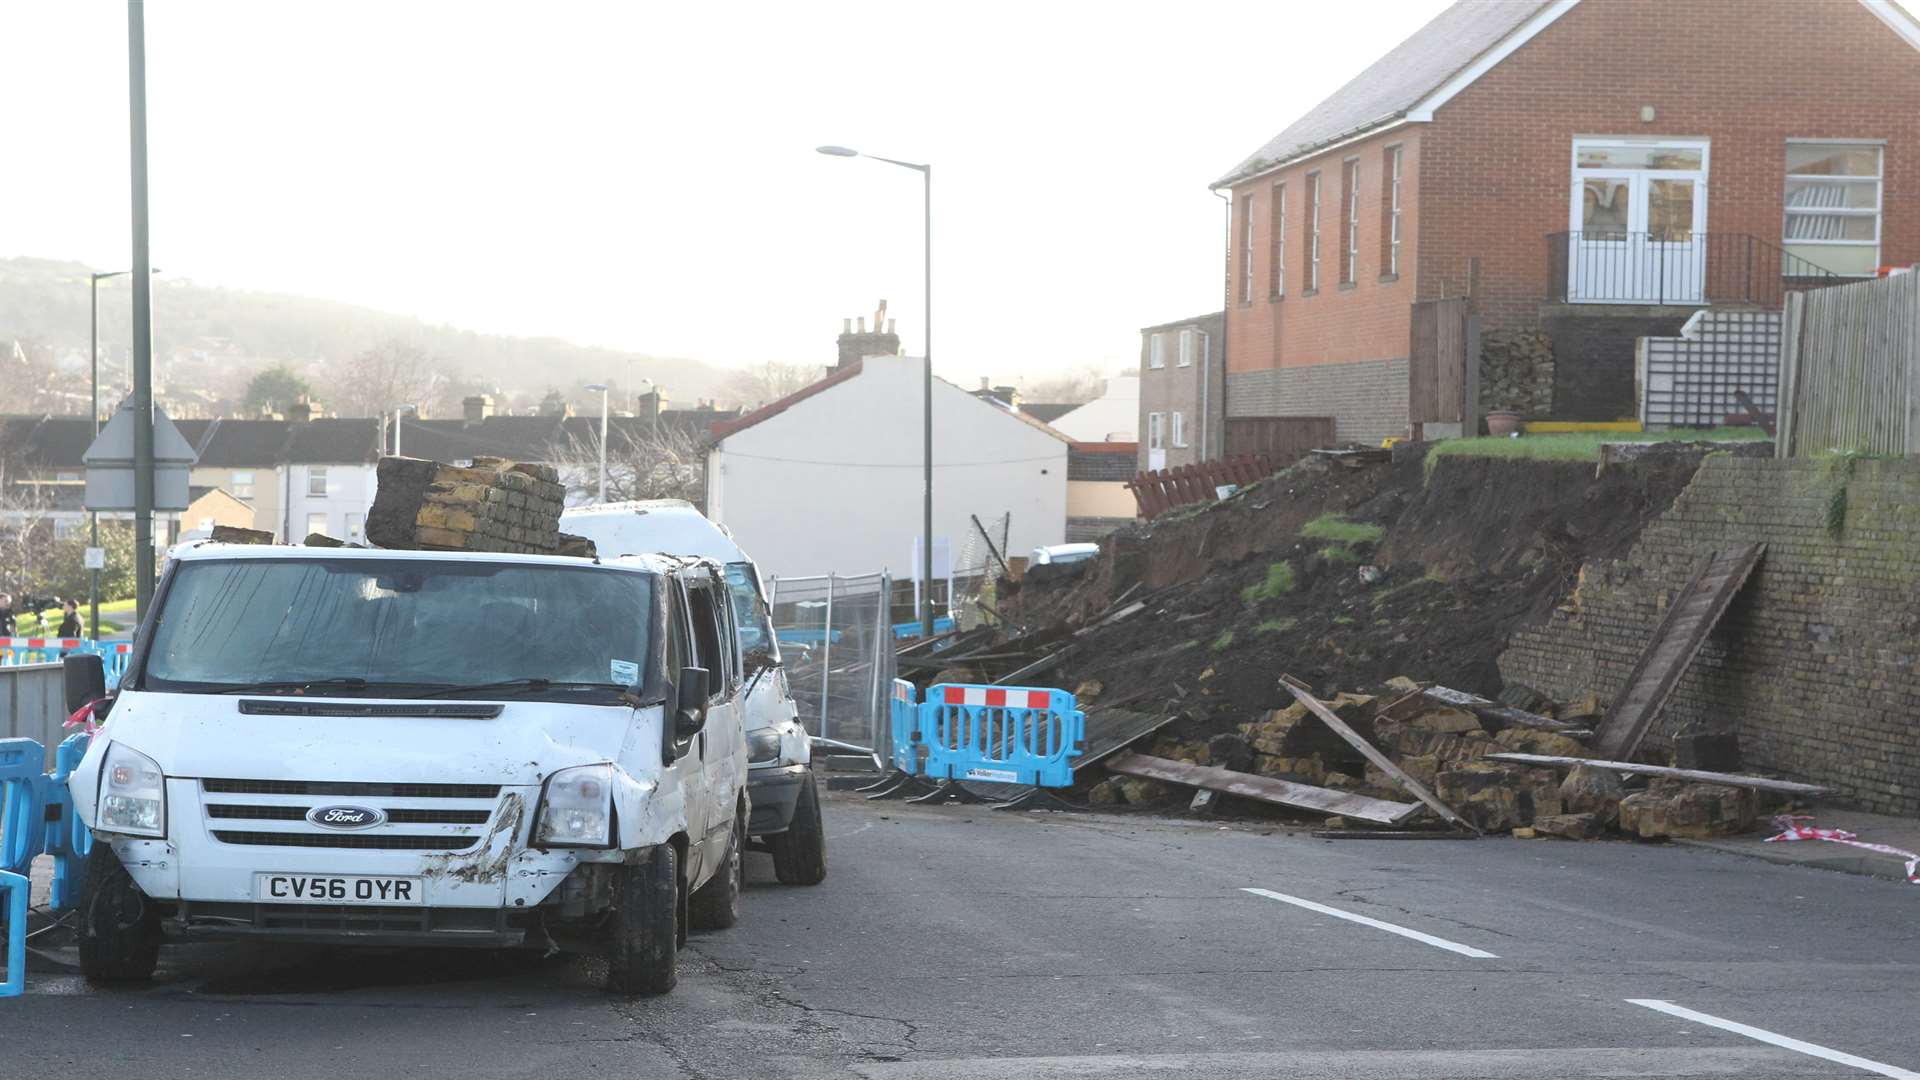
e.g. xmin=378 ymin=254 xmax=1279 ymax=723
xmin=888 ymin=679 xmax=919 ymax=775
xmin=0 ymin=738 xmax=42 ymax=877
xmin=1 ymin=868 xmax=26 ymax=998
xmin=0 ymin=638 xmax=131 ymax=689
xmin=891 ymin=616 xmax=956 ymax=641
xmin=914 ymin=683 xmax=1084 ymax=788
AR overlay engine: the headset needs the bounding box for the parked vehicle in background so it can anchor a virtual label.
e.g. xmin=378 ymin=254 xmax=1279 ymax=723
xmin=67 ymin=543 xmax=750 ymax=994
xmin=562 ymin=500 xmax=825 ymax=885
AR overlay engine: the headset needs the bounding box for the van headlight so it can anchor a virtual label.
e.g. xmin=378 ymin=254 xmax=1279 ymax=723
xmin=98 ymin=742 xmax=166 ymax=838
xmin=535 ymin=764 xmax=614 ymax=847
xmin=747 ymin=728 xmax=782 ymax=764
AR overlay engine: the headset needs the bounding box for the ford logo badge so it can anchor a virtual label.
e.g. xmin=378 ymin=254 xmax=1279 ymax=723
xmin=307 ymin=804 xmax=386 ymax=830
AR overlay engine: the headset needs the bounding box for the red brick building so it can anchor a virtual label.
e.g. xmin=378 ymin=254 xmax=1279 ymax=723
xmin=1214 ymin=0 xmax=1920 ymax=441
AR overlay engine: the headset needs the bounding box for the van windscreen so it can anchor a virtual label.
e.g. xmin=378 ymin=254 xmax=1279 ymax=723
xmin=142 ymin=558 xmax=652 ymax=696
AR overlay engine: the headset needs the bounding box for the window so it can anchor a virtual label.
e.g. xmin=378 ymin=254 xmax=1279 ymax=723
xmin=1384 ymin=145 xmax=1403 ymax=277
xmin=1147 ymin=412 xmax=1165 ymax=451
xmin=1171 ymin=411 xmax=1188 ymax=448
xmin=1305 ymin=173 xmax=1322 ymax=292
xmin=1177 ymin=328 xmax=1195 ymax=367
xmin=231 ymin=470 xmax=255 ymax=500
xmin=1342 ymin=159 xmax=1361 ymax=285
xmin=1239 ymin=194 xmax=1255 ymax=303
xmin=305 ymin=512 xmax=329 ymax=537
xmin=685 ymin=579 xmax=733 ymax=698
xmin=1148 ymin=332 xmax=1166 ymax=369
xmin=306 ymin=466 xmax=329 ymax=497
xmin=1784 ymin=142 xmax=1883 ymax=276
xmin=1269 ymin=182 xmax=1286 ymax=297
xmin=346 ymin=513 xmax=365 ymax=542
xmin=54 ymin=471 xmax=82 ymax=484
xmin=54 ymin=517 xmax=79 ymax=541
xmin=140 ymin=557 xmax=653 ymax=693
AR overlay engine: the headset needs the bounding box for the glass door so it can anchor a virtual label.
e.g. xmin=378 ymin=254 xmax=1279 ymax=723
xmin=1569 ymin=140 xmax=1709 ymax=304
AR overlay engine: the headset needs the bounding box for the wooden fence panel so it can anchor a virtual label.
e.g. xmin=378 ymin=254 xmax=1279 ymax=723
xmin=1777 ymin=272 xmax=1919 ymax=457
xmin=1127 ymin=454 xmax=1276 ymax=519
xmin=1223 ymin=416 xmax=1336 ymax=462
xmin=1409 ymin=297 xmax=1471 ymax=424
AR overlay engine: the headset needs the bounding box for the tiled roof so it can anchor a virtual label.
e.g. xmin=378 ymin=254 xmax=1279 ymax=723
xmin=1019 ymin=403 xmax=1080 ymax=424
xmin=284 ymin=418 xmax=380 ymax=464
xmin=1214 ymin=0 xmax=1550 ymax=187
xmin=710 ymin=361 xmax=864 ymax=441
xmin=1068 ymin=442 xmax=1139 ymax=482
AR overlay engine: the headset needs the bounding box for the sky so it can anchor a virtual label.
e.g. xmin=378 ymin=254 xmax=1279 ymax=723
xmin=1 ymin=0 xmax=1459 ymax=383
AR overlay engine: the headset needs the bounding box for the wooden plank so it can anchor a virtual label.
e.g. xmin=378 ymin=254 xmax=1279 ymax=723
xmin=1106 ymin=752 xmax=1420 ymax=825
xmin=1073 ymin=710 xmax=1182 ymax=770
xmin=1592 ymin=543 xmax=1766 ymax=761
xmin=1421 ymin=685 xmax=1582 ymax=733
xmin=1281 ymin=674 xmax=1476 ymax=833
xmin=1484 ymin=753 xmax=1829 ymax=796
xmin=992 ymin=647 xmax=1069 ymax=686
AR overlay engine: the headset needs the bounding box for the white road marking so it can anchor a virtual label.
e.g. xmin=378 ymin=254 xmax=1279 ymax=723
xmin=1628 ymin=999 xmax=1920 ymax=1080
xmin=1240 ymin=887 xmax=1499 ymax=959
xmin=829 ymin=821 xmax=875 ymax=841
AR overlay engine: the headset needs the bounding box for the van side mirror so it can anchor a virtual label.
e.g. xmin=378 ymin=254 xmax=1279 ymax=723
xmin=675 ymin=666 xmax=709 ymax=738
xmin=63 ymin=653 xmax=107 ymax=714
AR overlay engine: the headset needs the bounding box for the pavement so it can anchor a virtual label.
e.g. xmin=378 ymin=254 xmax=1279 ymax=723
xmin=1672 ymin=806 xmax=1920 ymax=883
xmin=4 ymin=791 xmax=1918 ymax=1079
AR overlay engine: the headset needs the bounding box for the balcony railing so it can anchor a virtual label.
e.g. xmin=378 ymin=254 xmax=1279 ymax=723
xmin=1546 ymin=231 xmax=1842 ymax=308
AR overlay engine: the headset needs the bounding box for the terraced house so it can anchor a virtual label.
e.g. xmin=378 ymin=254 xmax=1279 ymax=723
xmin=1213 ymin=0 xmax=1920 ymax=443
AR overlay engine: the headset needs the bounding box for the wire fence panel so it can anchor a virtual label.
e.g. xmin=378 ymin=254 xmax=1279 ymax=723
xmin=768 ymin=572 xmax=896 ymax=754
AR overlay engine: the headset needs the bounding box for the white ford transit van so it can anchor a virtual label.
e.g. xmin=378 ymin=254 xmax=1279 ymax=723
xmin=69 ymin=543 xmax=749 ymax=995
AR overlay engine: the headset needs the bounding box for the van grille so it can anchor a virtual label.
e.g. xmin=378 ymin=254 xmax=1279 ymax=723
xmin=205 ymin=805 xmax=491 ymax=825
xmin=202 ymin=779 xmax=500 ymax=799
xmin=211 ymin=831 xmax=477 ymax=851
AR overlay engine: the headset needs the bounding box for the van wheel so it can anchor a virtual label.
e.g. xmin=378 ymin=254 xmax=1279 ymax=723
xmin=77 ymin=841 xmax=162 ymax=984
xmin=605 ymin=844 xmax=677 ymax=996
xmin=689 ymin=812 xmax=743 ymax=931
xmin=770 ymin=773 xmax=827 ymax=886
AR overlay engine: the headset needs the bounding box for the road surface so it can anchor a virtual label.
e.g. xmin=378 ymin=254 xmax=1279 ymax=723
xmin=6 ymin=790 xmax=1917 ymax=1079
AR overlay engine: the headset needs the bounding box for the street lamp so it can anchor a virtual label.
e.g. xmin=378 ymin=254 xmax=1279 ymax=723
xmin=585 ymin=383 xmax=610 ymax=504
xmin=816 ymin=144 xmax=934 ymax=638
xmin=88 ymin=265 xmax=159 ymax=639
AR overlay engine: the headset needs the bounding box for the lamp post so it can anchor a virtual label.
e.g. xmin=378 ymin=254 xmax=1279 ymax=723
xmin=393 ymin=403 xmax=416 ymax=458
xmin=816 ymin=144 xmax=933 ymax=638
xmin=585 ymin=383 xmax=610 ymax=504
xmin=88 ymin=264 xmax=161 ymax=638
xmin=127 ymin=0 xmax=158 ymax=623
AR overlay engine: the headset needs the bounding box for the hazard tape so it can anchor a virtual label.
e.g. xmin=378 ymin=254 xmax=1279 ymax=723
xmin=1765 ymin=816 xmax=1920 ymax=884
xmin=941 ymin=686 xmax=1052 ymax=709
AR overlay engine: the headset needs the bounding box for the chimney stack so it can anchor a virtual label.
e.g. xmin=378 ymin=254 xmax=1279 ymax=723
xmin=835 ymin=298 xmax=902 ymax=369
xmin=637 ymin=387 xmax=665 ymax=423
xmin=286 ymin=396 xmax=314 ymax=423
xmin=462 ymin=394 xmax=495 ymax=426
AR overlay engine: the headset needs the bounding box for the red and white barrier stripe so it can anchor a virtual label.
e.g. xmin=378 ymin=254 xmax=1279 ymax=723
xmin=892 ymin=679 xmax=914 ymax=702
xmin=1767 ymin=816 xmax=1920 ymax=884
xmin=0 ymin=638 xmax=129 ymax=653
xmin=942 ymin=686 xmax=1052 ymax=709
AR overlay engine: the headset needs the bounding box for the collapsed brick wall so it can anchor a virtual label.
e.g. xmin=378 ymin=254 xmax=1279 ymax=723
xmin=1500 ymin=456 xmax=1920 ymax=815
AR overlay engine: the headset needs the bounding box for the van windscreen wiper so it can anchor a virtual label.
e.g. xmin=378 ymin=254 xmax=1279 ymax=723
xmin=407 ymin=678 xmax=622 ymax=699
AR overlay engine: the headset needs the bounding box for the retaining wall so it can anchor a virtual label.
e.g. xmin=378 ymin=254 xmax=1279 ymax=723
xmin=1501 ymin=455 xmax=1920 ymax=815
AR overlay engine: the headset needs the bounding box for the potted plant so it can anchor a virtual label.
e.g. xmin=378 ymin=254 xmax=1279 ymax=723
xmin=1485 ymin=410 xmax=1522 ymax=437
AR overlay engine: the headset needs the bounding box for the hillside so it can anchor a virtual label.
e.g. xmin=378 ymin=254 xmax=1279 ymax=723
xmin=0 ymin=256 xmax=731 ymax=417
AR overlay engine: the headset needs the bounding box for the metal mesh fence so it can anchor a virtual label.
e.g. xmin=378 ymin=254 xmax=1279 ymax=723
xmin=767 ymin=572 xmax=896 ymax=754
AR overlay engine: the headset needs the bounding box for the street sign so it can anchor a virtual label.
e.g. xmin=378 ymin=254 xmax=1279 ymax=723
xmin=83 ymin=397 xmax=197 ymax=512
xmin=83 ymin=547 xmax=106 ymax=570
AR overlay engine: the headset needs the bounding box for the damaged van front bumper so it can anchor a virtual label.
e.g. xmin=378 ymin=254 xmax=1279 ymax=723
xmin=116 ymin=779 xmax=586 ymax=947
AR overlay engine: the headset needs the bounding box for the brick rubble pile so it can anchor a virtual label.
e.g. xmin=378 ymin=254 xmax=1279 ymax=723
xmin=367 ymin=456 xmax=595 ymax=557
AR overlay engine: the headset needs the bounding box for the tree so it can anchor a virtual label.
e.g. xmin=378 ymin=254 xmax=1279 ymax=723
xmin=1018 ymin=365 xmax=1111 ymax=405
xmin=549 ymin=422 xmax=710 ymax=509
xmin=723 ymin=361 xmax=820 ymax=409
xmin=243 ymin=365 xmax=312 ymax=413
xmin=324 ymin=339 xmax=439 ymax=419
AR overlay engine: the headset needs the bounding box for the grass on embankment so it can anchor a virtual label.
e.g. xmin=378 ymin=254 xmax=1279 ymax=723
xmin=1425 ymin=427 xmax=1769 ymax=472
xmin=12 ymin=597 xmax=136 ymax=636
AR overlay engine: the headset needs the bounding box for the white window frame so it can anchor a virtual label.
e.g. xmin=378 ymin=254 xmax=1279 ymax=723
xmin=1147 ymin=411 xmax=1165 ymax=451
xmin=1177 ymin=328 xmax=1195 ymax=367
xmin=305 ymin=512 xmax=329 ymax=537
xmin=1344 ymin=159 xmax=1361 ymax=285
xmin=1307 ymin=173 xmax=1322 ymax=292
xmin=53 ymin=517 xmax=79 ymax=541
xmin=1148 ymin=332 xmax=1166 ymax=369
xmin=1171 ymin=411 xmax=1188 ymax=448
xmin=230 ymin=470 xmax=254 ymax=500
xmin=1388 ymin=146 xmax=1403 ymax=277
xmin=1271 ymin=181 xmax=1286 ymax=298
xmin=1783 ymin=140 xmax=1883 ymax=271
xmin=1240 ymin=194 xmax=1256 ymax=303
xmin=306 ymin=466 xmax=329 ymax=498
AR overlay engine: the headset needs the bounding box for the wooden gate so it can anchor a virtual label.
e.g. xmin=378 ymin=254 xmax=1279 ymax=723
xmin=1409 ymin=297 xmax=1479 ymax=431
xmin=1223 ymin=416 xmax=1335 ymax=462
